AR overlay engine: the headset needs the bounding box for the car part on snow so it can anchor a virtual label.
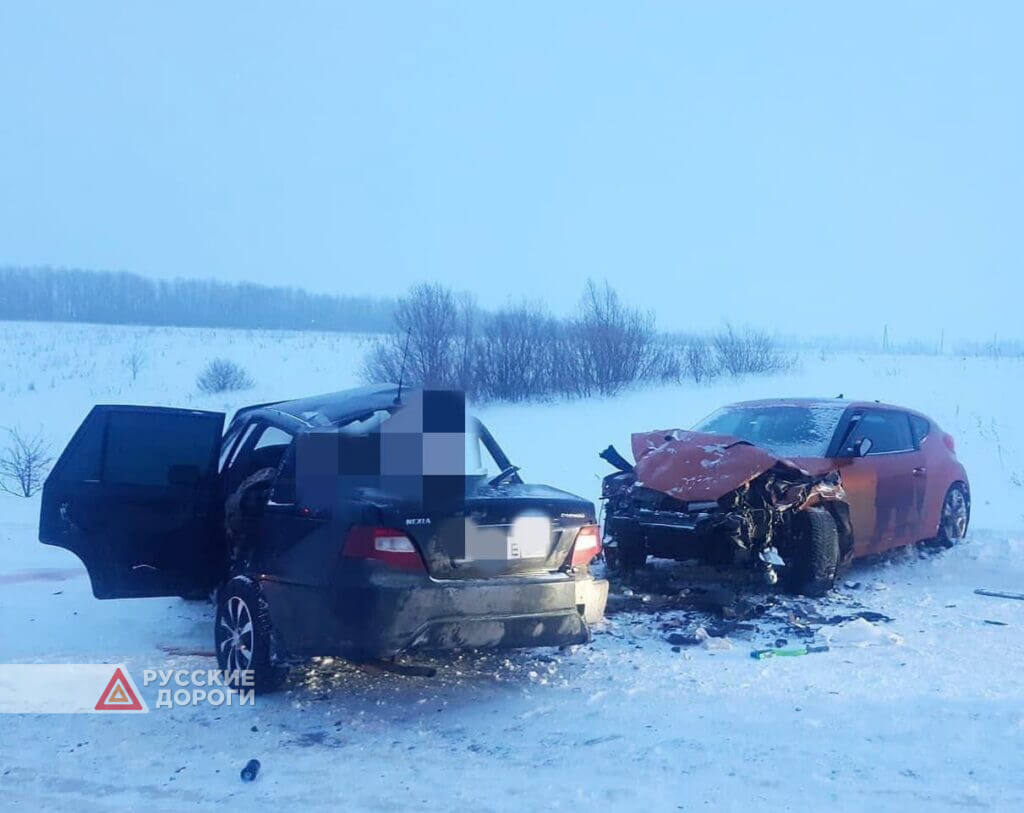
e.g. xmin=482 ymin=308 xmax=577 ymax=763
xmin=750 ymin=645 xmax=829 ymax=659
xmin=974 ymin=588 xmax=1024 ymax=601
xmin=600 ymin=432 xmax=851 ymax=595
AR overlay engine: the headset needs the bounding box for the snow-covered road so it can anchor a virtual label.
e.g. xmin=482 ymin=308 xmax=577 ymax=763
xmin=3 ymin=491 xmax=1022 ymax=810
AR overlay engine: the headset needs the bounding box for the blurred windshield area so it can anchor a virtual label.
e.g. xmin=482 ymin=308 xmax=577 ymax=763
xmin=693 ymin=404 xmax=846 ymax=458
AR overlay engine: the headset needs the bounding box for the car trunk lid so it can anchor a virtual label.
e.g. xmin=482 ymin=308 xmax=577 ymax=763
xmin=374 ymin=482 xmax=595 ymax=579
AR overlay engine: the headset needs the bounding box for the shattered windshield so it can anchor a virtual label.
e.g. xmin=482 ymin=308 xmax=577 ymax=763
xmin=693 ymin=404 xmax=845 ymax=458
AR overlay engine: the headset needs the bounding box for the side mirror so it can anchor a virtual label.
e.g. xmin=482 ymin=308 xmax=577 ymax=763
xmin=853 ymin=437 xmax=873 ymax=457
xmin=167 ymin=464 xmax=201 ymax=486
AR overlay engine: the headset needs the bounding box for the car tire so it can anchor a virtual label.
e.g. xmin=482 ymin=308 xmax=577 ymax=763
xmin=936 ymin=483 xmax=970 ymax=546
xmin=215 ymin=576 xmax=289 ymax=694
xmin=782 ymin=507 xmax=839 ymax=597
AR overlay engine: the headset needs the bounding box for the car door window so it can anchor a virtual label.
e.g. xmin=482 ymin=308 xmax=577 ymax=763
xmin=849 ymin=410 xmax=914 ymax=455
xmin=58 ymin=410 xmax=105 ymax=482
xmin=104 ymin=410 xmax=222 ymax=485
xmin=223 ymin=421 xmax=258 ymax=473
xmin=218 ymin=420 xmax=247 ymax=472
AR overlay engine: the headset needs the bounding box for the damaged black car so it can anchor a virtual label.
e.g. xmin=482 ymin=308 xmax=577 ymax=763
xmin=39 ymin=385 xmax=608 ymax=691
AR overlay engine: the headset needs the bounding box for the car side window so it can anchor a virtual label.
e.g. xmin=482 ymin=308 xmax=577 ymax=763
xmin=910 ymin=415 xmax=930 ymax=447
xmin=104 ymin=411 xmax=220 ymax=485
xmin=59 ymin=410 xmax=105 ymax=482
xmin=218 ymin=421 xmax=247 ymax=472
xmin=850 ymin=410 xmax=914 ymax=455
xmin=223 ymin=421 xmax=258 ymax=473
xmin=244 ymin=424 xmax=294 ymax=474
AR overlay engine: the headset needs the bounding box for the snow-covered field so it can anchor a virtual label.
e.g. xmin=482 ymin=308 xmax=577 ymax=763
xmin=2 ymin=321 xmax=1023 ymax=811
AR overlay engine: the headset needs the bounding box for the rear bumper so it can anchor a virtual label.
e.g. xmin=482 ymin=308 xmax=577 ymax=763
xmin=260 ymin=567 xmax=608 ymax=659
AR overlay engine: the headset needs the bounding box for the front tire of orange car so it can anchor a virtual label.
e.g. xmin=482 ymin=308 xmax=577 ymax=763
xmin=782 ymin=507 xmax=839 ymax=597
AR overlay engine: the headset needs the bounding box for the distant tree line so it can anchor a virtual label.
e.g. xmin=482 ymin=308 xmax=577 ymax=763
xmin=0 ymin=266 xmax=394 ymax=332
xmin=362 ymin=281 xmax=793 ymax=402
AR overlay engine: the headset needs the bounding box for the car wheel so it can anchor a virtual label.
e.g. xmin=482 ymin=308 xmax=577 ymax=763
xmin=781 ymin=507 xmax=839 ymax=597
xmin=937 ymin=484 xmax=970 ymax=544
xmin=215 ymin=576 xmax=289 ymax=694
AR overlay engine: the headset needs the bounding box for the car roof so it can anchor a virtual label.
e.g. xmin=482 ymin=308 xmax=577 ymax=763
xmin=724 ymin=397 xmax=928 ymax=417
xmin=239 ymin=383 xmax=401 ymax=427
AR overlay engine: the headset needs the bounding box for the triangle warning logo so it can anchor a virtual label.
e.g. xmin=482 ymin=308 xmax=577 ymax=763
xmin=94 ymin=667 xmax=145 ymax=712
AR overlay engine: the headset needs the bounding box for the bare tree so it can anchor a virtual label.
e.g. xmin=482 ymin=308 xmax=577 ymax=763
xmin=713 ymin=323 xmax=794 ymax=376
xmin=124 ymin=345 xmax=146 ymax=382
xmin=197 ymin=359 xmax=254 ymax=394
xmin=0 ymin=428 xmax=52 ymax=497
xmin=473 ymin=303 xmax=562 ymax=401
xmin=362 ymin=283 xmax=475 ymax=389
xmin=571 ymin=280 xmax=660 ymax=395
xmin=684 ymin=340 xmax=718 ymax=383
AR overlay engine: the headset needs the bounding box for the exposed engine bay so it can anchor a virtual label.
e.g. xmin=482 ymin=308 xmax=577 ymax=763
xmin=600 ymin=430 xmax=853 ymax=590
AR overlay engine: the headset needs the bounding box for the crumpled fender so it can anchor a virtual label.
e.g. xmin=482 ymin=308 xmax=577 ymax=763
xmin=630 ymin=429 xmax=804 ymax=502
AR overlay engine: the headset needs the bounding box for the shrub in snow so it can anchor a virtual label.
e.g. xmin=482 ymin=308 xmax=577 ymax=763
xmin=0 ymin=427 xmax=52 ymax=497
xmin=712 ymin=324 xmax=794 ymax=377
xmin=196 ymin=359 xmax=254 ymax=394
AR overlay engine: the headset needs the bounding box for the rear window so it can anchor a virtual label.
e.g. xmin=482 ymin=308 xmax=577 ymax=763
xmin=694 ymin=404 xmax=846 ymax=458
xmin=910 ymin=415 xmax=930 ymax=446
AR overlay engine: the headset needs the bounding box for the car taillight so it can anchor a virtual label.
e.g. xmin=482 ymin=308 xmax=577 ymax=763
xmin=343 ymin=527 xmax=426 ymax=572
xmin=570 ymin=525 xmax=601 ymax=567
xmin=943 ymin=433 xmax=956 ymax=453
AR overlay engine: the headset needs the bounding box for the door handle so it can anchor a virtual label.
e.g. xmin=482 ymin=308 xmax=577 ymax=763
xmin=912 ymin=467 xmax=927 ymax=477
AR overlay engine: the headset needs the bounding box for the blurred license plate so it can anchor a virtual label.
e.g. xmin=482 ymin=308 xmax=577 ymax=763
xmin=463 ymin=516 xmax=552 ymax=561
xmin=506 ymin=515 xmax=551 ymax=559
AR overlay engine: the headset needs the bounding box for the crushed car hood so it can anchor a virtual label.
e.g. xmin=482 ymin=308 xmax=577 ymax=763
xmin=630 ymin=429 xmax=819 ymax=501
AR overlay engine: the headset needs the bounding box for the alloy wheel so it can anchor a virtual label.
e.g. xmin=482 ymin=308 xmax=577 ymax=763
xmin=219 ymin=595 xmax=254 ymax=674
xmin=941 ymin=488 xmax=969 ymax=539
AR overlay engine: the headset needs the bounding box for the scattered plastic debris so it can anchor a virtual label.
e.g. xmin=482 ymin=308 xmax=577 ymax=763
xmin=821 ymin=617 xmax=903 ymax=648
xmin=975 ymin=588 xmax=1024 ymax=601
xmin=696 ymin=627 xmax=732 ymax=651
xmin=750 ymin=645 xmax=829 ymax=659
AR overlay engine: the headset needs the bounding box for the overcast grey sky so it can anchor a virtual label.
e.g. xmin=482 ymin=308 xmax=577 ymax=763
xmin=1 ymin=2 xmax=1019 ymax=341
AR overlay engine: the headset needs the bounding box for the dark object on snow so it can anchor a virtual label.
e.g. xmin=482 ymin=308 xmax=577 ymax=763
xmin=750 ymin=645 xmax=829 ymax=659
xmin=665 ymin=631 xmax=701 ymax=647
xmin=826 ymin=610 xmax=893 ymax=625
xmin=366 ymin=659 xmax=438 ymax=678
xmin=975 ymin=588 xmax=1024 ymax=601
xmin=983 ymin=619 xmax=1008 ymax=626
xmin=599 ymin=399 xmax=970 ymax=597
xmin=241 ymin=759 xmax=260 ymax=782
xmin=39 ymin=388 xmax=608 ymax=695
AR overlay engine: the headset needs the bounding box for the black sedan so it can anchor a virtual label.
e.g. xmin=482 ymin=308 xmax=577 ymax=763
xmin=39 ymin=385 xmax=608 ymax=691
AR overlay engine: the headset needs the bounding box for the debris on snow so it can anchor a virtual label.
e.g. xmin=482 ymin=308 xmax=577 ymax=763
xmin=240 ymin=759 xmax=260 ymax=782
xmin=821 ymin=618 xmax=903 ymax=648
xmin=975 ymin=588 xmax=1024 ymax=601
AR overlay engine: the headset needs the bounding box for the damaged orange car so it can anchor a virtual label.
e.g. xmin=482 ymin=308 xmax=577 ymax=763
xmin=599 ymin=398 xmax=970 ymax=595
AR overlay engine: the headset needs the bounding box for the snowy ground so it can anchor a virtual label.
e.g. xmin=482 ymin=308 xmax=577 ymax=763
xmin=1 ymin=322 xmax=1023 ymax=811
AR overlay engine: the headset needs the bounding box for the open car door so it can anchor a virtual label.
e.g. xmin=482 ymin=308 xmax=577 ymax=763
xmin=40 ymin=405 xmax=226 ymax=598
